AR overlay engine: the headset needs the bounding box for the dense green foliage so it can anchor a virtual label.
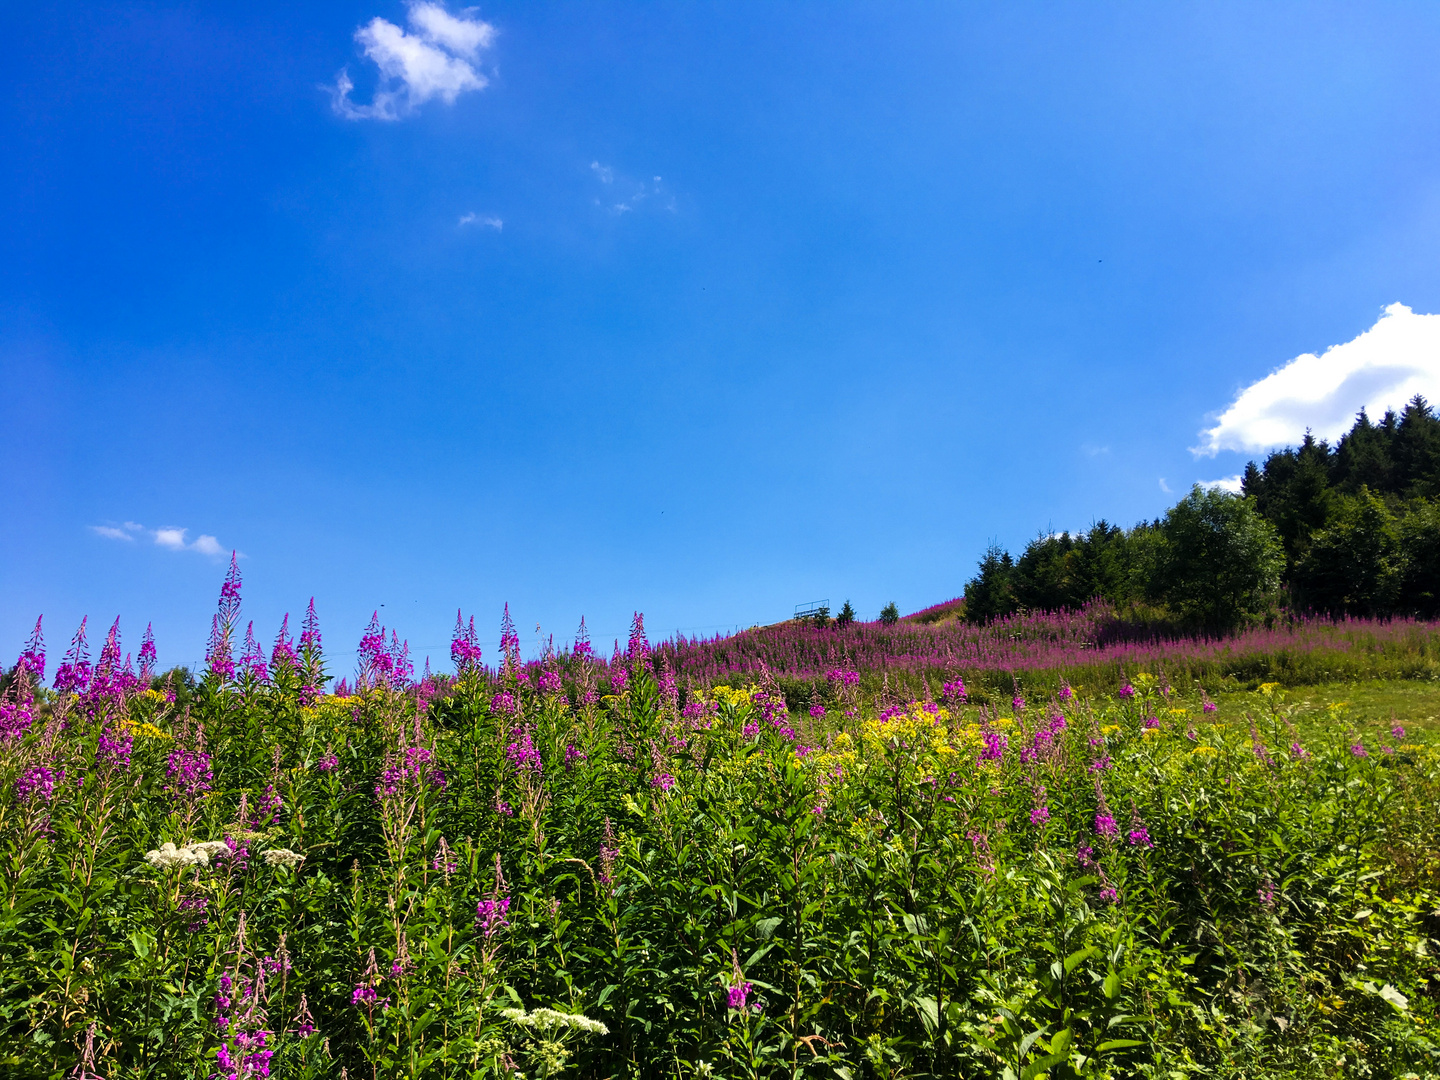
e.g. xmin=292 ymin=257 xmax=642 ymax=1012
xmin=964 ymin=397 xmax=1440 ymax=627
xmin=3 ymin=645 xmax=1439 ymax=1079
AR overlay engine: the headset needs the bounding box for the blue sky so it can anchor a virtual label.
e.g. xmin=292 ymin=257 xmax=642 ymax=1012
xmin=4 ymin=1 xmax=1440 ymax=674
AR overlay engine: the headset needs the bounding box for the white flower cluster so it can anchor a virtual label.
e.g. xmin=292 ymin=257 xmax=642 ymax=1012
xmin=143 ymin=840 xmax=230 ymax=870
xmin=262 ymin=848 xmax=305 ymax=870
xmin=501 ymin=1007 xmax=609 ymax=1036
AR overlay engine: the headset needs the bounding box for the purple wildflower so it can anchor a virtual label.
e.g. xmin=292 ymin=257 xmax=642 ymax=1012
xmin=218 ymin=553 xmax=242 ymax=629
xmin=240 ymin=622 xmax=269 ymax=683
xmin=450 ymin=610 xmax=484 ymax=674
xmin=978 ymin=727 xmax=1007 ymax=763
xmin=506 ymin=726 xmax=542 ymax=778
xmin=53 ymin=617 xmax=91 ymax=695
xmin=476 ymin=897 xmax=511 ymax=937
xmin=726 ymin=981 xmax=754 ymax=1010
xmin=598 ymin=817 xmax=619 ymax=886
xmin=165 ymin=744 xmax=213 ymax=803
xmin=627 ymin=612 xmax=651 ymax=667
xmin=18 ymin=616 xmax=45 ymax=684
xmin=15 ymin=765 xmax=57 ymax=805
xmin=270 ymin=614 xmax=298 ymax=674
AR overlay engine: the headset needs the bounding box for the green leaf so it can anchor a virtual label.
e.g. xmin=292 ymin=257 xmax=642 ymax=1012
xmin=1019 ymin=1028 xmax=1046 ymax=1057
xmin=1064 ymin=945 xmax=1098 ymax=975
xmin=1022 ymin=1051 xmax=1069 ymax=1079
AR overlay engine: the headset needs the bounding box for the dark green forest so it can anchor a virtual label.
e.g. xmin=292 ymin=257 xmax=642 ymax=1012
xmin=964 ymin=395 xmax=1440 ymax=628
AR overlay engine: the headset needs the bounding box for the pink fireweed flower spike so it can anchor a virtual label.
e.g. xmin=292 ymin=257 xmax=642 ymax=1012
xmin=219 ymin=552 xmax=242 ymax=631
xmin=628 ymin=612 xmax=651 ymax=668
xmin=573 ymin=616 xmax=593 ymax=659
xmin=137 ymin=622 xmax=157 ymax=684
xmin=53 ymin=616 xmax=91 ymax=695
xmin=271 ymin=614 xmax=298 ymax=673
xmin=20 ymin=616 xmax=46 ymax=684
xmin=240 ymin=622 xmax=269 ymax=683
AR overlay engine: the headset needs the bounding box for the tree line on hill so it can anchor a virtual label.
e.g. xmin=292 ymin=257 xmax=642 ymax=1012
xmin=963 ymin=395 xmax=1440 ymax=630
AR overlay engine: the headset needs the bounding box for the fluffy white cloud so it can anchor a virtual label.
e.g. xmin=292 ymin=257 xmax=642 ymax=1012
xmin=458 ymin=211 xmax=502 ymax=229
xmin=407 ymin=2 xmax=494 ymax=57
xmin=330 ymin=2 xmax=495 ymax=121
xmin=153 ymin=527 xmax=189 ymax=550
xmin=91 ymin=522 xmax=228 ymax=557
xmin=1201 ymin=475 xmax=1244 ymax=494
xmin=1194 ymin=303 xmax=1440 ymax=457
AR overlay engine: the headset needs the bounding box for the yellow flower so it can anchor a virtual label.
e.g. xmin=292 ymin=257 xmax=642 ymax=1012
xmin=121 ymin=717 xmax=170 ymax=740
xmin=1258 ymin=682 xmax=1281 ymax=696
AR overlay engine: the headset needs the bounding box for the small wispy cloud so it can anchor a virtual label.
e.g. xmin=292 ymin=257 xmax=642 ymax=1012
xmin=329 ymin=2 xmax=495 ymax=121
xmin=90 ymin=521 xmax=228 ymax=558
xmin=1159 ymin=478 xmax=1172 ymax=494
xmin=1200 ymin=475 xmax=1244 ymax=494
xmin=1194 ymin=303 xmax=1440 ymax=457
xmin=90 ymin=525 xmax=135 ymax=541
xmin=458 ymin=211 xmax=502 ymax=229
xmin=590 ymin=161 xmax=675 ymax=215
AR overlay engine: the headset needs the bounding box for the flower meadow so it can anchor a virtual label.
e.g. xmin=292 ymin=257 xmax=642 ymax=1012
xmin=658 ymin=601 xmax=1440 ymax=704
xmin=1 ymin=563 xmax=1439 ymax=1078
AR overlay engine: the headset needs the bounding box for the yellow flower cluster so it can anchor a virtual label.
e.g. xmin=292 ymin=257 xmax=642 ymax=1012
xmin=708 ymin=685 xmax=755 ymax=709
xmin=121 ymin=717 xmax=170 ymax=740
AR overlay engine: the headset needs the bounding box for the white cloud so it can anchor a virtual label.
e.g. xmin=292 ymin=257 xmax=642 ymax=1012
xmin=458 ymin=211 xmax=502 ymax=229
xmin=1194 ymin=303 xmax=1440 ymax=457
xmin=92 ymin=521 xmax=229 ymax=558
xmin=1158 ymin=478 xmax=1172 ymax=494
xmin=1201 ymin=475 xmax=1244 ymax=494
xmin=407 ymin=2 xmax=494 ymax=57
xmin=329 ymin=2 xmax=494 ymax=121
xmin=153 ymin=527 xmax=189 ymax=550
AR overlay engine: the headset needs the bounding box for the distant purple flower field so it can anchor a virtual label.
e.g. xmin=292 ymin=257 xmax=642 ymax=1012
xmin=650 ymin=602 xmax=1440 ymax=695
